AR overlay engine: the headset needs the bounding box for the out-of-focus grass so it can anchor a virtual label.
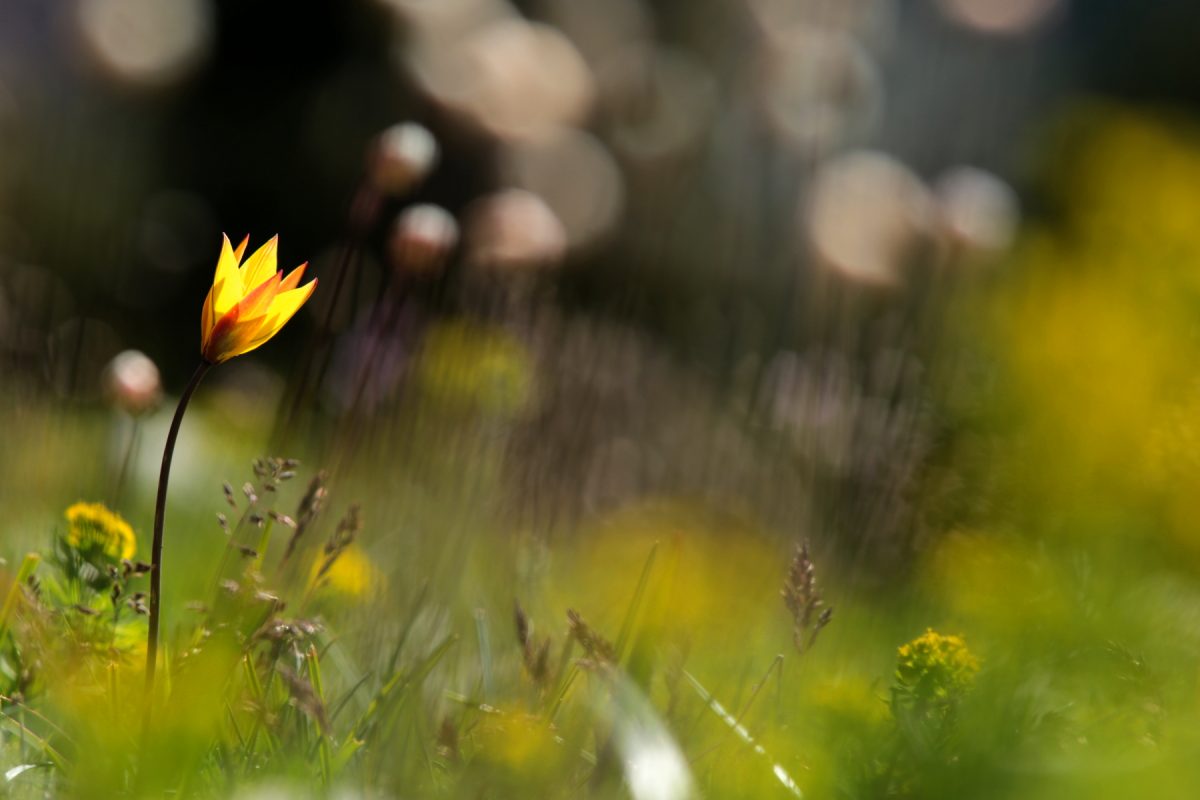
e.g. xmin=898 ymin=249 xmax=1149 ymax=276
xmin=7 ymin=104 xmax=1200 ymax=798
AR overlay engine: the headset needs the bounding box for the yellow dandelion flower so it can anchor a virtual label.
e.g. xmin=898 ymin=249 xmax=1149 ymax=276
xmin=200 ymin=234 xmax=317 ymax=364
xmin=65 ymin=502 xmax=137 ymax=561
xmin=309 ymin=545 xmax=381 ymax=598
xmin=895 ymin=628 xmax=980 ymax=702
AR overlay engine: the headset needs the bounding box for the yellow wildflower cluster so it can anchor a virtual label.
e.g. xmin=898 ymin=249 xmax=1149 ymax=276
xmin=65 ymin=502 xmax=137 ymax=561
xmin=895 ymin=629 xmax=979 ymax=702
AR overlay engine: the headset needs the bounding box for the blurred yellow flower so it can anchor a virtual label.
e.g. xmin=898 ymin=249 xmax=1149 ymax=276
xmin=309 ymin=545 xmax=381 ymax=598
xmin=200 ymin=234 xmax=316 ymax=364
xmin=471 ymin=709 xmax=569 ymax=787
xmin=895 ymin=629 xmax=979 ymax=702
xmin=806 ymin=674 xmax=888 ymax=725
xmin=923 ymin=532 xmax=1072 ymax=633
xmin=415 ymin=321 xmax=534 ymax=415
xmin=65 ymin=501 xmax=136 ymax=560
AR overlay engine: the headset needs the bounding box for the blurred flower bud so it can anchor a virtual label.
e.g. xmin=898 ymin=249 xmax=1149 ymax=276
xmin=103 ymin=350 xmax=162 ymax=416
xmin=464 ymin=189 xmax=567 ymax=272
xmin=367 ymin=123 xmax=439 ymax=195
xmin=934 ymin=166 xmax=1019 ymax=257
xmin=388 ymin=204 xmax=460 ymax=276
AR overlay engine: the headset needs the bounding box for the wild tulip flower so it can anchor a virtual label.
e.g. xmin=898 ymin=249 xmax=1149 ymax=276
xmin=145 ymin=234 xmax=315 ymax=699
xmin=201 ymin=234 xmax=317 ymax=363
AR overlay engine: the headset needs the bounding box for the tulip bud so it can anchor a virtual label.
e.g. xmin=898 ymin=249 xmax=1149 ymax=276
xmin=388 ymin=204 xmax=460 ymax=277
xmin=367 ymin=123 xmax=439 ymax=195
xmin=103 ymin=349 xmax=162 ymax=416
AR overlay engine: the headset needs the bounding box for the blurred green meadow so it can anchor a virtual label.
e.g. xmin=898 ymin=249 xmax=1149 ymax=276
xmin=6 ymin=1 xmax=1200 ymax=798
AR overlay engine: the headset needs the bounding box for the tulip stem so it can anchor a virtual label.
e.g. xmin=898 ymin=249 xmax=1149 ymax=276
xmin=145 ymin=360 xmax=213 ymax=698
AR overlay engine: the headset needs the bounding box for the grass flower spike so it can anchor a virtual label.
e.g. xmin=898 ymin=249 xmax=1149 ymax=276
xmin=201 ymin=234 xmax=317 ymax=363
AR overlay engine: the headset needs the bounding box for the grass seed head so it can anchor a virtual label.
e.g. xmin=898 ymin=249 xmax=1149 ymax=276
xmin=566 ymin=608 xmax=615 ymax=668
xmin=782 ymin=540 xmax=833 ymax=655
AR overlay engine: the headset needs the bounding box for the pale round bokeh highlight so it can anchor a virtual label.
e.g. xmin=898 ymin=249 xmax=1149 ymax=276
xmin=745 ymin=0 xmax=895 ymax=45
xmin=759 ymin=28 xmax=882 ymax=156
xmin=464 ymin=189 xmax=568 ymax=272
xmin=598 ymin=47 xmax=718 ymax=164
xmin=936 ymin=0 xmax=1066 ymax=36
xmin=804 ymin=150 xmax=934 ymax=286
xmin=934 ymin=166 xmax=1020 ymax=256
xmin=498 ymin=128 xmax=624 ymax=251
xmin=407 ymin=18 xmax=595 ymax=141
xmin=75 ymin=0 xmax=213 ymax=89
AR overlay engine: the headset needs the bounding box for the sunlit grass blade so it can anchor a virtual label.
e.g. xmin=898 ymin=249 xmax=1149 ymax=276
xmin=547 ymin=630 xmax=580 ymax=724
xmin=0 ymin=711 xmax=67 ymax=771
xmin=0 ymin=554 xmax=39 ymax=642
xmin=614 ymin=542 xmax=658 ymax=665
xmin=356 ymin=633 xmax=458 ymax=740
xmin=329 ymin=671 xmax=374 ymax=725
xmin=474 ymin=608 xmax=493 ymax=700
xmin=683 ymin=670 xmax=802 ymax=798
xmin=385 ymin=581 xmax=429 ymax=679
xmin=306 ymin=645 xmax=333 ymax=785
xmin=4 ymin=762 xmax=51 ymax=787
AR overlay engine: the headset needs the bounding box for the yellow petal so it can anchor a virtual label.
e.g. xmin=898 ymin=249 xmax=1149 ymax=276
xmin=236 ymin=271 xmax=282 ymax=322
xmin=279 ymin=262 xmax=308 ymax=292
xmin=212 ymin=234 xmax=243 ymax=316
xmin=266 ymin=279 xmax=316 ymax=325
xmin=233 ymin=234 xmax=250 ymax=263
xmin=202 ymin=304 xmax=242 ymax=363
xmin=217 ymin=318 xmax=277 ymax=361
xmin=201 ymin=284 xmax=215 ymax=342
xmin=224 ymin=279 xmax=317 ymax=359
xmin=240 ymin=235 xmax=279 ymax=291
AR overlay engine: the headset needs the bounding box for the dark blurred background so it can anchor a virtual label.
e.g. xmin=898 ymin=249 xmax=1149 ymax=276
xmin=2 ymin=0 xmax=1146 ymax=382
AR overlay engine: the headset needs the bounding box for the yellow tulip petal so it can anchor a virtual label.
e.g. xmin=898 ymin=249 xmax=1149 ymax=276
xmin=240 ymin=235 xmax=279 ymax=291
xmin=266 ymin=279 xmax=316 ymax=324
xmin=225 ymin=279 xmax=317 ymax=359
xmin=233 ymin=234 xmax=250 ymax=263
xmin=235 ymin=271 xmax=283 ymax=322
xmin=279 ymin=262 xmax=308 ymax=292
xmin=202 ymin=304 xmax=242 ymax=363
xmin=201 ymin=285 xmax=215 ymax=343
xmin=219 ymin=321 xmax=278 ymax=360
xmin=212 ymin=234 xmax=243 ymax=316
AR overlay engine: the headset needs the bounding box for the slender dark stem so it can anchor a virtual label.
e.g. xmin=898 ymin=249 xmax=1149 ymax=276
xmin=144 ymin=361 xmax=213 ymax=696
xmin=111 ymin=416 xmax=140 ymax=508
